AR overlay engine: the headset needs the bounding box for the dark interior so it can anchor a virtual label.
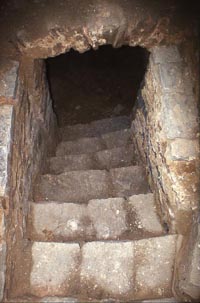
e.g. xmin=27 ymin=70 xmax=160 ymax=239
xmin=46 ymin=45 xmax=149 ymax=126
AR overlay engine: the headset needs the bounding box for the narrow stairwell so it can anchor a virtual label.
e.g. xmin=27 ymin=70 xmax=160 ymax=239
xmin=12 ymin=115 xmax=177 ymax=302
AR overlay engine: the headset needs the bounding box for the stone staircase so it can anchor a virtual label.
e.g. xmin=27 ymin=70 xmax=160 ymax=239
xmin=11 ymin=116 xmax=177 ymax=302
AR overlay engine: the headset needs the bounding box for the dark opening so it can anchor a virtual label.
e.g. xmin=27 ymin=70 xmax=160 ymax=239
xmin=46 ymin=45 xmax=149 ymax=126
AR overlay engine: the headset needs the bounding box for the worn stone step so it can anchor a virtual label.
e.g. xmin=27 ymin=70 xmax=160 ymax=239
xmin=28 ymin=194 xmax=165 ymax=242
xmin=9 ymin=297 xmax=178 ymax=303
xmin=11 ymin=235 xmax=178 ymax=301
xmin=34 ymin=166 xmax=149 ymax=203
xmin=48 ymin=144 xmax=135 ymax=174
xmin=61 ymin=115 xmax=131 ymax=141
xmin=56 ymin=128 xmax=131 ymax=156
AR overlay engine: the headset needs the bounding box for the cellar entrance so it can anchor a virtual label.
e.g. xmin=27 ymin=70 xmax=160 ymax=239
xmin=46 ymin=45 xmax=149 ymax=126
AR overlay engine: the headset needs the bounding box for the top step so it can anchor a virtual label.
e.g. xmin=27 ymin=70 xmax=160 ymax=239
xmin=60 ymin=116 xmax=131 ymax=141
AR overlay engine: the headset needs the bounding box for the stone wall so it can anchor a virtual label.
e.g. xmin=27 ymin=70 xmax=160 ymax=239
xmin=0 ymin=59 xmax=18 ymax=301
xmin=132 ymin=44 xmax=199 ymax=300
xmin=132 ymin=45 xmax=199 ymax=235
xmin=0 ymin=58 xmax=57 ymax=300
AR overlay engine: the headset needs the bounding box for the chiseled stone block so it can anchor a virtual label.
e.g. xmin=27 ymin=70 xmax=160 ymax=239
xmin=161 ymin=94 xmax=198 ymax=139
xmin=0 ymin=104 xmax=13 ymax=196
xmin=134 ymin=235 xmax=177 ymax=300
xmin=0 ymin=60 xmax=19 ymax=98
xmin=151 ymin=46 xmax=182 ymax=64
xmin=29 ymin=194 xmax=164 ymax=242
xmin=80 ymin=236 xmax=177 ymax=300
xmin=30 ymin=242 xmax=80 ymax=297
xmin=0 ymin=242 xmax=6 ymax=302
xmin=80 ymin=241 xmax=135 ymax=300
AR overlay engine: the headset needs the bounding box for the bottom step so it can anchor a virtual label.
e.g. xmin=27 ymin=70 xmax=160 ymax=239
xmin=10 ymin=235 xmax=178 ymax=301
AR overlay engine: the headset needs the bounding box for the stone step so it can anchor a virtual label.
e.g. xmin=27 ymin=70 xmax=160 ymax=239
xmin=56 ymin=128 xmax=131 ymax=156
xmin=9 ymin=297 xmax=178 ymax=303
xmin=11 ymin=235 xmax=178 ymax=301
xmin=28 ymin=194 xmax=165 ymax=242
xmin=34 ymin=166 xmax=150 ymax=203
xmin=61 ymin=115 xmax=131 ymax=141
xmin=48 ymin=144 xmax=135 ymax=174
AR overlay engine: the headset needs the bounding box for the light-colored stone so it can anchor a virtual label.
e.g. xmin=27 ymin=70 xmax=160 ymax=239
xmin=31 ymin=242 xmax=80 ymax=297
xmin=110 ymin=166 xmax=150 ymax=197
xmin=80 ymin=241 xmax=135 ymax=300
xmin=30 ymin=202 xmax=92 ymax=241
xmin=0 ymin=60 xmax=19 ymax=98
xmin=168 ymin=138 xmax=199 ymax=161
xmin=128 ymin=194 xmax=163 ymax=235
xmin=134 ymin=235 xmax=177 ymax=300
xmin=29 ymin=194 xmax=164 ymax=242
xmin=0 ymin=242 xmax=6 ymax=302
xmin=87 ymin=198 xmax=127 ymax=239
xmin=0 ymin=105 xmax=13 ymax=196
xmin=161 ymin=94 xmax=198 ymax=139
xmin=151 ymin=46 xmax=182 ymax=64
xmin=80 ymin=236 xmax=176 ymax=300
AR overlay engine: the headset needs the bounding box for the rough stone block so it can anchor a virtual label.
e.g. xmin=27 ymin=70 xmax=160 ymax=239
xmin=128 ymin=194 xmax=163 ymax=237
xmin=0 ymin=60 xmax=19 ymax=98
xmin=61 ymin=116 xmax=130 ymax=141
xmin=0 ymin=147 xmax=8 ymax=197
xmin=80 ymin=242 xmax=135 ymax=300
xmin=57 ymin=128 xmax=131 ymax=156
xmin=34 ymin=170 xmax=112 ymax=202
xmin=151 ymin=46 xmax=182 ymax=64
xmin=49 ymin=144 xmax=134 ymax=174
xmin=158 ymin=63 xmax=183 ymax=92
xmin=95 ymin=144 xmax=134 ymax=169
xmin=30 ymin=242 xmax=80 ymax=297
xmin=168 ymin=138 xmax=199 ymax=161
xmin=29 ymin=202 xmax=92 ymax=241
xmin=110 ymin=166 xmax=150 ymax=197
xmin=0 ymin=105 xmax=13 ymax=146
xmin=0 ymin=242 xmax=6 ymax=302
xmin=134 ymin=235 xmax=177 ymax=300
xmin=0 ymin=207 xmax=5 ymax=240
xmin=0 ymin=105 xmax=13 ymax=196
xmin=102 ymin=128 xmax=131 ymax=149
xmin=87 ymin=198 xmax=127 ymax=239
xmin=161 ymin=94 xmax=198 ymax=139
xmin=49 ymin=154 xmax=95 ymax=174
xmin=29 ymin=194 xmax=164 ymax=242
xmin=80 ymin=236 xmax=176 ymax=300
xmin=35 ymin=165 xmax=149 ymax=203
xmin=56 ymin=137 xmax=106 ymax=156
